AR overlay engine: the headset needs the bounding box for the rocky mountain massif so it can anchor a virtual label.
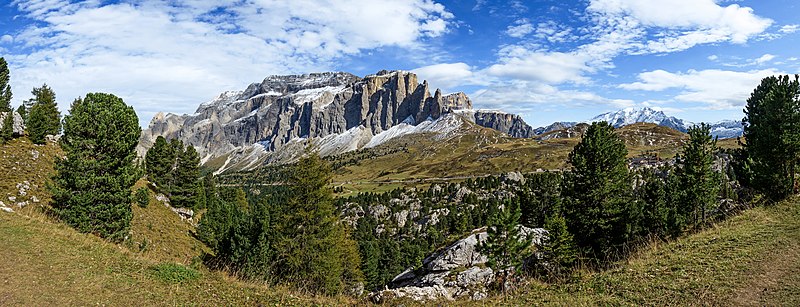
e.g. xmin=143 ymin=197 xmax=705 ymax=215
xmin=138 ymin=71 xmax=533 ymax=171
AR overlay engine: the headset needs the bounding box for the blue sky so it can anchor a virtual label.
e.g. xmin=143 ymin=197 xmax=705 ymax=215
xmin=1 ymin=0 xmax=798 ymax=127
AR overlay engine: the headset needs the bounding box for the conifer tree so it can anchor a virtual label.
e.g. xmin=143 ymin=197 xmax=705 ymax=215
xmin=272 ymin=149 xmax=363 ymax=294
xmin=145 ymin=136 xmax=175 ymax=191
xmin=742 ymin=75 xmax=800 ymax=200
xmin=170 ymin=144 xmax=201 ymax=208
xmin=564 ymin=121 xmax=634 ymax=261
xmin=480 ymin=200 xmax=531 ymax=292
xmin=49 ymin=93 xmax=141 ymax=242
xmin=0 ymin=57 xmax=11 ymax=113
xmin=26 ymin=84 xmax=61 ymax=144
xmin=676 ymin=124 xmax=720 ymax=228
xmin=0 ymin=110 xmax=14 ymax=144
xmin=538 ymin=211 xmax=577 ymax=277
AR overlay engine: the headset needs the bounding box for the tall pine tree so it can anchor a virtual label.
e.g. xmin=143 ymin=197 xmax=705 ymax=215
xmin=49 ymin=93 xmax=141 ymax=242
xmin=743 ymin=75 xmax=800 ymax=200
xmin=564 ymin=121 xmax=635 ymax=262
xmin=0 ymin=111 xmax=14 ymax=144
xmin=145 ymin=136 xmax=176 ymax=191
xmin=170 ymin=144 xmax=201 ymax=208
xmin=676 ymin=123 xmax=720 ymax=228
xmin=0 ymin=57 xmax=11 ymax=113
xmin=26 ymin=84 xmax=61 ymax=144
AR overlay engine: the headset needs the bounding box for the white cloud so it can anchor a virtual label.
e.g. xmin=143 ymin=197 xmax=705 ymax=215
xmin=483 ymin=48 xmax=592 ymax=84
xmin=7 ymin=0 xmax=453 ymax=125
xmin=780 ymin=24 xmax=799 ymax=34
xmin=754 ymin=54 xmax=776 ymax=64
xmin=588 ymin=0 xmax=772 ymax=44
xmin=411 ymin=62 xmax=481 ymax=91
xmin=470 ymin=81 xmax=635 ymax=115
xmin=620 ymin=68 xmax=782 ymax=109
xmin=708 ymin=55 xmax=719 ymax=61
xmin=505 ymin=19 xmax=534 ymax=38
xmin=0 ymin=35 xmax=12 ymax=43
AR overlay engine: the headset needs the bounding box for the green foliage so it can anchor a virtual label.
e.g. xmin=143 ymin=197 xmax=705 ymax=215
xmin=676 ymin=124 xmax=720 ymax=229
xmin=26 ymin=84 xmax=61 ymax=144
xmin=144 ymin=137 xmax=201 ymax=208
xmin=199 ymin=150 xmax=363 ymax=295
xmin=564 ymin=121 xmax=635 ymax=262
xmin=480 ymin=200 xmax=531 ymax=291
xmin=271 ymin=149 xmax=363 ymax=294
xmin=0 ymin=57 xmax=11 ymax=113
xmin=0 ymin=110 xmax=13 ymax=144
xmin=743 ymin=75 xmax=800 ymax=200
xmin=145 ymin=136 xmax=174 ymax=191
xmin=150 ymin=263 xmax=201 ymax=284
xmin=49 ymin=93 xmax=141 ymax=242
xmin=538 ymin=211 xmax=577 ymax=276
xmin=170 ymin=144 xmax=201 ymax=208
xmin=135 ymin=187 xmax=150 ymax=208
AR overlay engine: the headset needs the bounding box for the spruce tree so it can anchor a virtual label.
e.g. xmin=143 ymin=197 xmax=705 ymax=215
xmin=564 ymin=121 xmax=634 ymax=262
xmin=676 ymin=124 xmax=720 ymax=228
xmin=0 ymin=57 xmax=11 ymax=113
xmin=272 ymin=149 xmax=363 ymax=294
xmin=26 ymin=84 xmax=61 ymax=144
xmin=479 ymin=200 xmax=532 ymax=292
xmin=170 ymin=144 xmax=201 ymax=208
xmin=49 ymin=93 xmax=141 ymax=242
xmin=743 ymin=75 xmax=800 ymax=200
xmin=539 ymin=211 xmax=577 ymax=277
xmin=145 ymin=136 xmax=175 ymax=191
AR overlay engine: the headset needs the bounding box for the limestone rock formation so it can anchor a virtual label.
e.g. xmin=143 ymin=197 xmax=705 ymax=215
xmin=472 ymin=110 xmax=534 ymax=138
xmin=373 ymin=225 xmax=547 ymax=301
xmin=138 ymin=70 xmax=538 ymax=172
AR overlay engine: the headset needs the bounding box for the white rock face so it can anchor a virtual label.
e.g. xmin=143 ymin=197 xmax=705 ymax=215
xmin=137 ymin=71 xmax=478 ymax=172
xmin=0 ymin=111 xmax=25 ymax=135
xmin=375 ymin=225 xmax=547 ymax=302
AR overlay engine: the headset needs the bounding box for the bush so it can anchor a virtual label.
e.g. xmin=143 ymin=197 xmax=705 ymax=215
xmin=135 ymin=187 xmax=149 ymax=208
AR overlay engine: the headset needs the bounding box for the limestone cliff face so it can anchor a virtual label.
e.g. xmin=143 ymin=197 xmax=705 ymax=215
xmin=471 ymin=111 xmax=534 ymax=138
xmin=138 ymin=70 xmax=490 ymax=163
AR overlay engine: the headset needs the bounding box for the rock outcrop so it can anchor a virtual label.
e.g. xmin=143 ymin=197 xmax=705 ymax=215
xmin=0 ymin=111 xmax=25 ymax=135
xmin=472 ymin=110 xmax=534 ymax=138
xmin=372 ymin=226 xmax=547 ymax=302
xmin=139 ymin=70 xmax=515 ymax=171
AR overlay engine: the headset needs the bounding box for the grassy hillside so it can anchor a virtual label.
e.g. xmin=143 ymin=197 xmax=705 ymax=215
xmin=0 ymin=137 xmax=62 ymax=214
xmin=483 ymin=200 xmax=800 ymax=306
xmin=0 ymin=212 xmax=349 ymax=306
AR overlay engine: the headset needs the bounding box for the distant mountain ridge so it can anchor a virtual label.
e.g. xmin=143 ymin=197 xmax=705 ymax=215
xmin=533 ymin=107 xmax=743 ymax=139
